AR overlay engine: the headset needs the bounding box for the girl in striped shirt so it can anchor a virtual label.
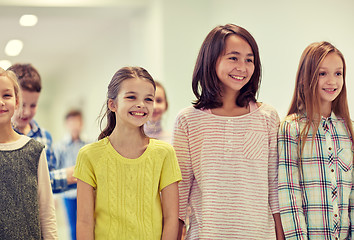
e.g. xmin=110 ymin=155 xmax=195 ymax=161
xmin=173 ymin=24 xmax=284 ymax=239
xmin=278 ymin=42 xmax=354 ymax=239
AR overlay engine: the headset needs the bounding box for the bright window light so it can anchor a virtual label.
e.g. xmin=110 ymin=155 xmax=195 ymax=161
xmin=5 ymin=40 xmax=24 ymax=57
xmin=19 ymin=14 xmax=38 ymax=27
xmin=0 ymin=60 xmax=12 ymax=70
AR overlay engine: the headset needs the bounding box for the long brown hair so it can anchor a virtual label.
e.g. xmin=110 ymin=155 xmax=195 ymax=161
xmin=288 ymin=41 xmax=353 ymax=156
xmin=192 ymin=24 xmax=261 ymax=109
xmin=98 ymin=66 xmax=156 ymax=140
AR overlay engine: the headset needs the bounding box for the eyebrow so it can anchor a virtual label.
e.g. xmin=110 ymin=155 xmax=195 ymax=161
xmin=124 ymin=91 xmax=155 ymax=97
xmin=124 ymin=91 xmax=137 ymax=95
xmin=225 ymin=51 xmax=254 ymax=57
xmin=319 ymin=67 xmax=343 ymax=70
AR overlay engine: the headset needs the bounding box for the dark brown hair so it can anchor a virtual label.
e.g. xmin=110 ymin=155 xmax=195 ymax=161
xmin=98 ymin=66 xmax=156 ymax=140
xmin=65 ymin=109 xmax=83 ymax=120
xmin=192 ymin=24 xmax=261 ymax=109
xmin=7 ymin=63 xmax=42 ymax=92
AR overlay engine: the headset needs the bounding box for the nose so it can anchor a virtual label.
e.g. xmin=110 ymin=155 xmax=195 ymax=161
xmin=0 ymin=99 xmax=4 ymax=106
xmin=326 ymin=75 xmax=336 ymax=85
xmin=135 ymin=99 xmax=144 ymax=108
xmin=235 ymin=61 xmax=246 ymax=72
xmin=21 ymin=105 xmax=30 ymax=116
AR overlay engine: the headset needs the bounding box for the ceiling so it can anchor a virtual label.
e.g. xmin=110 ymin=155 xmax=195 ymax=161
xmin=0 ymin=0 xmax=147 ymax=76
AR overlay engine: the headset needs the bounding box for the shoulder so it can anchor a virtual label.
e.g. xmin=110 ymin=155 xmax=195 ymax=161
xmin=19 ymin=135 xmax=44 ymax=150
xmin=175 ymin=106 xmax=208 ymax=126
xmin=34 ymin=121 xmax=53 ymax=141
xmin=78 ymin=138 xmax=108 ymax=156
xmin=254 ymin=103 xmax=280 ymax=128
xmin=176 ymin=106 xmax=201 ymax=118
xmin=149 ymin=139 xmax=175 ymax=153
xmin=257 ymin=102 xmax=279 ymax=119
xmin=279 ymin=113 xmax=302 ymax=136
xmin=148 ymin=139 xmax=177 ymax=160
xmin=27 ymin=137 xmax=45 ymax=149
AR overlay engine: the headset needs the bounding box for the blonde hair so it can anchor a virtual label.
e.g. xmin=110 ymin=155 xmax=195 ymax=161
xmin=0 ymin=67 xmax=21 ymax=105
xmin=288 ymin=41 xmax=353 ymax=158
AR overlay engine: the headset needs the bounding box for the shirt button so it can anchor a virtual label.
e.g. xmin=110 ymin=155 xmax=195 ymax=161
xmin=328 ymin=147 xmax=332 ymax=150
xmin=334 ymin=214 xmax=338 ymax=217
xmin=331 ymin=169 xmax=334 ymax=172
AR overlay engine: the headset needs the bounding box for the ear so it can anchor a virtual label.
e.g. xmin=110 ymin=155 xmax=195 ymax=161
xmin=108 ymin=99 xmax=117 ymax=112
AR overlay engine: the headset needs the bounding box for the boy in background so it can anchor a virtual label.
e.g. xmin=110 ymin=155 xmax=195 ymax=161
xmin=55 ymin=109 xmax=89 ymax=240
xmin=9 ymin=63 xmax=76 ymax=193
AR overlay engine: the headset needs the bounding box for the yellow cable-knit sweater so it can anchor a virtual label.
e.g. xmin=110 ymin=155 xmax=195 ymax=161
xmin=74 ymin=137 xmax=182 ymax=240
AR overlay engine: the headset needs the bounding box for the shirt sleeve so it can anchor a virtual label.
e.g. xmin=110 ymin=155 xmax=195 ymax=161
xmin=53 ymin=142 xmax=64 ymax=169
xmin=44 ymin=130 xmax=57 ymax=171
xmin=278 ymin=119 xmax=308 ymax=239
xmin=350 ymin=121 xmax=354 ymax=238
xmin=172 ymin=113 xmax=194 ymax=222
xmin=73 ymin=147 xmax=97 ymax=188
xmin=37 ymin=150 xmax=58 ymax=239
xmin=159 ymin=144 xmax=182 ymax=191
xmin=49 ymin=169 xmax=69 ymax=193
xmin=350 ymin=167 xmax=354 ymax=238
xmin=267 ymin=110 xmax=280 ymax=214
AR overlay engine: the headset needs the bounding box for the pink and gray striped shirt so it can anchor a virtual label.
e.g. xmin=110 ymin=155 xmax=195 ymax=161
xmin=172 ymin=102 xmax=280 ymax=239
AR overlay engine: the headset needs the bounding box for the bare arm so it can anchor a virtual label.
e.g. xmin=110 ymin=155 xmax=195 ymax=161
xmin=177 ymin=219 xmax=184 ymax=240
xmin=77 ymin=179 xmax=95 ymax=240
xmin=273 ymin=213 xmax=284 ymax=240
xmin=161 ymin=182 xmax=179 ymax=240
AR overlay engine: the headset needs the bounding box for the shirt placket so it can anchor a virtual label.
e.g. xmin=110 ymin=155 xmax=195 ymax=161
xmin=224 ymin=119 xmax=233 ymax=156
xmin=324 ymin=119 xmax=340 ymax=239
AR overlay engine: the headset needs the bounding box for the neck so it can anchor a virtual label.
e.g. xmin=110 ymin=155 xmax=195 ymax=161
xmin=212 ymin=90 xmax=250 ymax=117
xmin=0 ymin=123 xmax=20 ymax=143
xmin=15 ymin=124 xmax=32 ymax=135
xmin=320 ymin=103 xmax=332 ymax=118
xmin=71 ymin=135 xmax=80 ymax=141
xmin=108 ymin=125 xmax=149 ymax=159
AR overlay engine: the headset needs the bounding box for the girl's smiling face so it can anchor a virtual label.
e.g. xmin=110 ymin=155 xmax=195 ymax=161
xmin=317 ymin=52 xmax=344 ymax=115
xmin=216 ymin=34 xmax=255 ymax=97
xmin=109 ymin=77 xmax=155 ymax=129
xmin=0 ymin=76 xmax=18 ymax=126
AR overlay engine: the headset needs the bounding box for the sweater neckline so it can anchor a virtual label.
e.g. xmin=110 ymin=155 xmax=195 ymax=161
xmin=104 ymin=137 xmax=154 ymax=163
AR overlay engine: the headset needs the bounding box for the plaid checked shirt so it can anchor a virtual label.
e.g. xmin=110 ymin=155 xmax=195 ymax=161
xmin=15 ymin=119 xmax=69 ymax=193
xmin=278 ymin=113 xmax=354 ymax=240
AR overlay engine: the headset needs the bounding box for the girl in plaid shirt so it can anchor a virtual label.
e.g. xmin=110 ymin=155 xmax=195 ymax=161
xmin=278 ymin=41 xmax=354 ymax=239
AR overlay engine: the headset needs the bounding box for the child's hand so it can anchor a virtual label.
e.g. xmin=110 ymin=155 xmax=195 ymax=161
xmin=66 ymin=166 xmax=77 ymax=185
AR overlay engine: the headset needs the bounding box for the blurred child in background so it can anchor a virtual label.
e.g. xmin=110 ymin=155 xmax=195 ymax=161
xmin=8 ymin=63 xmax=76 ymax=193
xmin=55 ymin=109 xmax=89 ymax=240
xmin=144 ymin=81 xmax=172 ymax=143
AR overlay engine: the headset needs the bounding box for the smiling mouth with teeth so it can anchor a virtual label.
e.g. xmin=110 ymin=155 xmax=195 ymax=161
xmin=130 ymin=112 xmax=146 ymax=116
xmin=323 ymin=88 xmax=337 ymax=93
xmin=230 ymin=75 xmax=245 ymax=80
